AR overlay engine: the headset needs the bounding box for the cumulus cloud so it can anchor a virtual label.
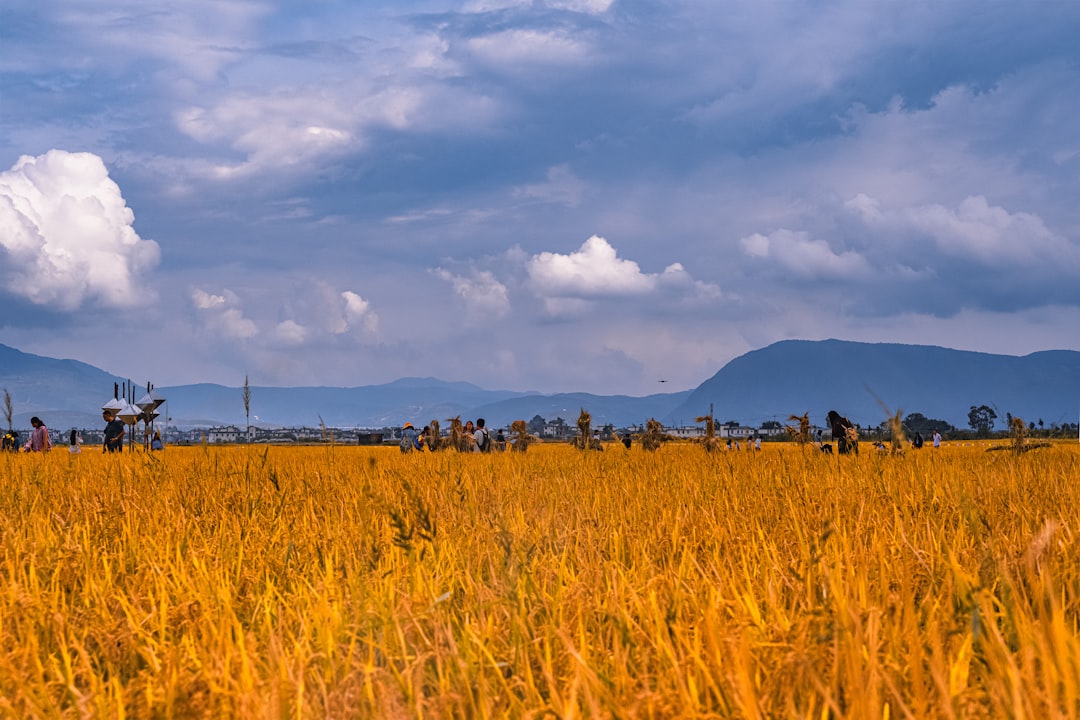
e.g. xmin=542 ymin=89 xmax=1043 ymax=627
xmin=273 ymin=319 xmax=308 ymax=346
xmin=734 ymin=191 xmax=1080 ymax=317
xmin=341 ymin=291 xmax=379 ymax=333
xmin=846 ymin=194 xmax=1079 ymax=269
xmin=656 ymin=262 xmax=724 ymax=302
xmin=282 ymin=281 xmax=380 ymax=338
xmin=177 ymin=93 xmax=358 ymax=179
xmin=434 ymin=268 xmax=510 ymax=321
xmin=528 ymin=235 xmax=657 ymax=297
xmin=526 ymin=235 xmax=723 ymax=315
xmin=0 ymin=150 xmax=161 ymax=311
xmin=190 ymin=288 xmax=257 ymax=339
xmin=190 ymin=281 xmax=378 ymax=344
xmin=739 ymin=229 xmax=872 ymax=280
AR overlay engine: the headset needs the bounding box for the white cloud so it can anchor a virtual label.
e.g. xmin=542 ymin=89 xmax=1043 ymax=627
xmin=176 ymin=79 xmax=500 ymax=179
xmin=191 ymin=288 xmax=227 ymax=310
xmin=657 ymin=262 xmax=724 ymax=302
xmin=464 ymin=0 xmax=613 ymax=12
xmin=190 ymin=288 xmax=257 ymax=339
xmin=526 ymin=235 xmax=724 ymax=315
xmin=467 ymin=29 xmax=589 ymax=67
xmin=549 ymin=0 xmax=614 ymax=12
xmin=514 ymin=165 xmax=587 ymax=207
xmin=267 ymin=281 xmax=380 ymax=341
xmin=178 ymin=93 xmax=358 ymax=179
xmin=0 ymin=150 xmax=161 ymax=311
xmin=341 ymin=290 xmax=378 ymax=333
xmin=64 ymin=1 xmax=265 ymax=81
xmin=434 ymin=268 xmax=510 ymax=320
xmin=739 ymin=229 xmax=872 ymax=280
xmin=273 ymin=319 xmax=308 ymax=346
xmin=190 ymin=281 xmax=379 ymax=345
xmin=528 ymin=235 xmax=657 ymax=297
xmin=847 ymin=194 xmax=1079 ymax=269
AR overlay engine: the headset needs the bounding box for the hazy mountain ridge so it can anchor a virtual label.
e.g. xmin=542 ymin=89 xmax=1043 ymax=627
xmin=0 ymin=344 xmax=684 ymax=428
xmin=671 ymin=339 xmax=1080 ymax=429
xmin=2 ymin=341 xmax=1077 ymax=431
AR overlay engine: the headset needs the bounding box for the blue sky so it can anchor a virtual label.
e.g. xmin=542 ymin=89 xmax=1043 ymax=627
xmin=2 ymin=0 xmax=1078 ymax=395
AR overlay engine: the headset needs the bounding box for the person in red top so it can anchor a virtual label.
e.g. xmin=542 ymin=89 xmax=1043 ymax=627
xmin=28 ymin=417 xmax=52 ymax=452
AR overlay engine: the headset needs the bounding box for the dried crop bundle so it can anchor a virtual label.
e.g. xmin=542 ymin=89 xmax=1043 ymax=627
xmin=509 ymin=419 xmax=537 ymax=452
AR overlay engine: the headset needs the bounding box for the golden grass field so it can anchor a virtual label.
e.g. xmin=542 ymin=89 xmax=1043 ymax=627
xmin=1 ymin=440 xmax=1078 ymax=718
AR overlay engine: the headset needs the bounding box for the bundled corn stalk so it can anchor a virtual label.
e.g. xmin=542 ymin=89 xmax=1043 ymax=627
xmin=446 ymin=417 xmax=475 ymax=453
xmin=426 ymin=419 xmax=444 ymax=451
xmin=988 ymin=416 xmax=1050 ymax=453
xmin=886 ymin=408 xmax=906 ymax=454
xmin=695 ymin=413 xmax=723 ymax=453
xmin=640 ymin=418 xmax=671 ymax=452
xmin=572 ymin=408 xmax=603 ymax=451
xmin=786 ymin=413 xmax=811 ymax=444
xmin=509 ymin=419 xmax=538 ymax=452
xmin=869 ymin=392 xmax=904 ymax=455
xmin=1011 ymin=416 xmax=1029 ymax=450
xmin=843 ymin=425 xmax=860 ymax=454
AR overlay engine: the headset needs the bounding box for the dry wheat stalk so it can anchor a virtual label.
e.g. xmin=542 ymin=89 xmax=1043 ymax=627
xmin=509 ymin=419 xmax=538 ymax=452
xmin=695 ymin=413 xmax=723 ymax=453
xmin=641 ymin=418 xmax=667 ymax=451
xmin=446 ymin=416 xmax=476 ymax=452
xmin=572 ymin=409 xmax=603 ymax=450
xmin=786 ymin=413 xmax=811 ymax=444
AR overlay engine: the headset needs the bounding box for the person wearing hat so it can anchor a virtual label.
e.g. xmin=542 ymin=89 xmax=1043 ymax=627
xmin=400 ymin=421 xmax=421 ymax=453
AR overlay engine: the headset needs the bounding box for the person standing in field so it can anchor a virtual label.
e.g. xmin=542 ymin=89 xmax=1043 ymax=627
xmin=102 ymin=410 xmax=125 ymax=452
xmin=932 ymin=429 xmax=941 ymax=448
xmin=473 ymin=418 xmax=490 ymax=452
xmin=28 ymin=417 xmax=51 ymax=452
xmin=400 ymin=422 xmax=420 ymax=452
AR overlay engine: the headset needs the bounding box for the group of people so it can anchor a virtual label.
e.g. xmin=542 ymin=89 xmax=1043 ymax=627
xmin=1 ymin=417 xmax=54 ymax=452
xmin=725 ymin=436 xmax=762 ymax=451
xmin=100 ymin=409 xmax=163 ymax=451
xmin=3 ymin=410 xmax=164 ymax=454
xmin=401 ymin=418 xmax=506 ymax=453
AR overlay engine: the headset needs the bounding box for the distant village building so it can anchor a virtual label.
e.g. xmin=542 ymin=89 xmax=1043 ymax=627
xmin=668 ymin=426 xmax=706 ymax=439
xmin=206 ymin=426 xmax=242 ymax=444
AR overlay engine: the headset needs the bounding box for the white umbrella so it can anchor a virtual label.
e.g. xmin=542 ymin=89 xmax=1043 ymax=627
xmin=136 ymin=390 xmax=166 ymax=412
xmin=102 ymin=397 xmax=125 ymax=414
xmin=116 ymin=402 xmax=141 ymax=425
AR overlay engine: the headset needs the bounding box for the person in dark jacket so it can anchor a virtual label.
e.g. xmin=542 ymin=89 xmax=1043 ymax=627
xmin=103 ymin=410 xmax=125 ymax=452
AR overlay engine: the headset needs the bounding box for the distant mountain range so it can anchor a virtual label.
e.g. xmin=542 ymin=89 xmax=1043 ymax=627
xmin=2 ymin=340 xmax=1077 ymax=431
xmin=672 ymin=339 xmax=1080 ymax=429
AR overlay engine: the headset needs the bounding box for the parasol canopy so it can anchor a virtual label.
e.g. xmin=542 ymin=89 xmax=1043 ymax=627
xmin=136 ymin=390 xmax=166 ymax=412
xmin=102 ymin=397 xmax=125 ymax=414
xmin=116 ymin=402 xmax=141 ymax=425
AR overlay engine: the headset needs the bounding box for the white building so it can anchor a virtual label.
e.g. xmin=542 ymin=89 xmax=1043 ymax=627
xmin=206 ymin=425 xmax=242 ymax=444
